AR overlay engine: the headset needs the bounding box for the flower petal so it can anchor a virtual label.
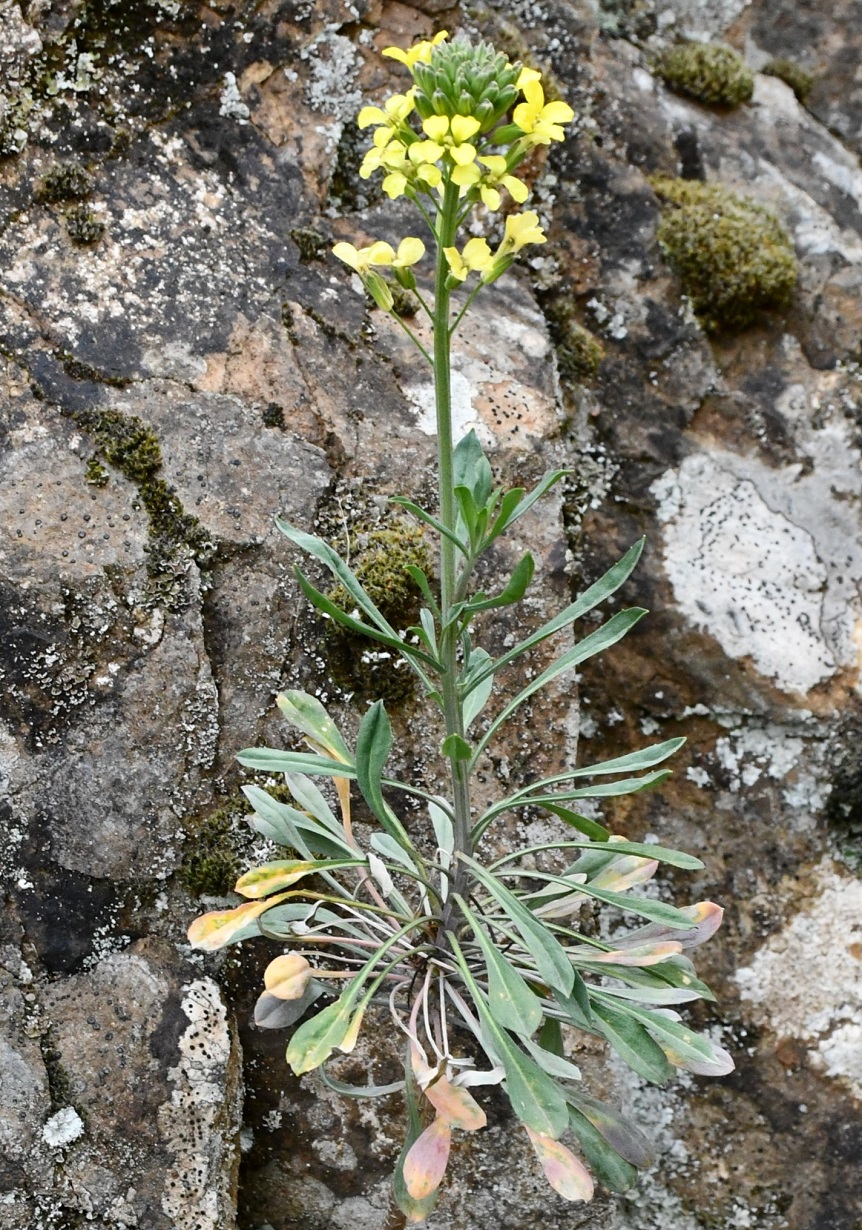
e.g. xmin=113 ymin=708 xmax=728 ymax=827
xmin=332 ymin=242 xmax=361 ymax=271
xmin=395 ymin=236 xmax=426 ymax=266
xmin=423 ymin=115 xmax=449 ymax=142
xmin=450 ymin=114 xmax=481 ymax=143
xmin=357 ymin=106 xmax=387 ymax=129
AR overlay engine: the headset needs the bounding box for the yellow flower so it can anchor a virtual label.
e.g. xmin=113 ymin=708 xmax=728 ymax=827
xmin=382 ymin=30 xmax=448 ymax=68
xmin=444 ymin=237 xmax=493 ymax=282
xmin=516 ymin=66 xmax=543 ymax=90
xmin=501 ymin=210 xmax=547 ymax=252
xmin=359 ymin=138 xmax=407 ymax=181
xmin=332 ymin=237 xmax=425 ymax=273
xmin=357 ymin=90 xmax=415 ymax=131
xmin=451 ymin=154 xmax=530 ymax=210
xmin=332 ymin=240 xmax=398 ymax=274
xmin=393 ymin=236 xmax=426 ymax=267
xmin=422 ymin=114 xmax=481 ymax=165
xmin=513 ymin=78 xmax=574 ymax=144
xmin=479 ymin=212 xmax=547 ymax=284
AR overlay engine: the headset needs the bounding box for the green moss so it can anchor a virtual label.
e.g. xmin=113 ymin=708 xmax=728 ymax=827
xmin=65 ymin=204 xmax=104 ymax=245
xmin=763 ymin=58 xmax=815 ymax=103
xmin=36 ymin=163 xmax=94 ymax=203
xmin=656 ymin=43 xmax=754 ymax=108
xmin=60 ymin=350 xmax=130 ymax=387
xmin=325 ymin=521 xmax=431 ymax=703
xmin=262 ymin=402 xmax=285 ymax=429
xmin=543 ymin=299 xmax=605 ymax=383
xmin=68 ymin=408 xmax=215 ymax=608
xmin=289 ymin=227 xmax=327 ymax=262
xmin=651 ymin=176 xmax=798 ymax=333
xmin=180 ymin=805 xmax=246 ymax=897
xmin=85 ymin=457 xmax=109 ymax=487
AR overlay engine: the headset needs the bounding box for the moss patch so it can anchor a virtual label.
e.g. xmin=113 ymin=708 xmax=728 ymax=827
xmin=542 ymin=298 xmax=605 ymax=384
xmin=763 ymin=58 xmax=815 ymax=103
xmin=180 ymin=804 xmax=248 ymax=897
xmin=289 ymin=227 xmax=327 ymax=262
xmin=261 ymin=402 xmax=285 ymax=429
xmin=656 ymin=43 xmax=754 ymax=108
xmin=68 ymin=408 xmax=215 ymax=609
xmin=651 ymin=176 xmax=798 ymax=333
xmin=65 ymin=204 xmax=105 ymax=246
xmin=36 ymin=163 xmax=94 ymax=203
xmin=325 ymin=521 xmax=432 ymax=704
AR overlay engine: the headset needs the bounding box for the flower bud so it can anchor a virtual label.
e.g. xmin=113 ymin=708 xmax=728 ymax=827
xmin=365 ymin=271 xmax=395 ymax=312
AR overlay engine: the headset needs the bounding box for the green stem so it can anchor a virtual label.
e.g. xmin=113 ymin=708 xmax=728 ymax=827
xmin=433 ymin=176 xmax=473 ymax=916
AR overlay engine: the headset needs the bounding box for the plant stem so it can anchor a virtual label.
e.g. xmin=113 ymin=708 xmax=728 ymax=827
xmin=433 ymin=176 xmax=473 ymax=914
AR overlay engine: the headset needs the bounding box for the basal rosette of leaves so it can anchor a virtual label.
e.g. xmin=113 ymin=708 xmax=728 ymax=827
xmin=189 ymin=33 xmax=732 ymax=1221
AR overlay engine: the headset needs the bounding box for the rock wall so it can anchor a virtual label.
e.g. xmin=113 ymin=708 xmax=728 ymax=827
xmin=1 ymin=1 xmax=860 ymax=1228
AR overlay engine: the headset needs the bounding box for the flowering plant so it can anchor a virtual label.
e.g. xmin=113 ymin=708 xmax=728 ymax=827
xmin=189 ymin=33 xmax=731 ymax=1219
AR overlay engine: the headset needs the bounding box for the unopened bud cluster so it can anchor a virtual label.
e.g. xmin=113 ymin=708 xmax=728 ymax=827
xmin=412 ymin=38 xmax=521 ymax=130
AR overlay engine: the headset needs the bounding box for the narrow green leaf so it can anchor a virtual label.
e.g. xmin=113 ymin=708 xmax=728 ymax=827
xmin=449 ymin=933 xmax=570 ymax=1138
xmin=296 ymin=569 xmax=440 ymax=671
xmin=462 ymin=855 xmax=575 ymax=996
xmin=391 ymin=496 xmax=470 ymax=558
xmin=276 ymin=691 xmax=352 ymax=763
xmin=441 ymin=733 xmax=472 ymax=761
xmin=552 ymin=973 xmax=594 ymax=1030
xmin=461 ymin=648 xmax=495 ymax=731
xmin=462 ymin=538 xmax=645 ymax=697
xmin=538 ymin=1016 xmax=564 ymax=1057
xmin=486 ymin=486 xmax=525 ymax=543
xmin=356 ymin=701 xmax=392 ymax=825
xmin=355 ymin=702 xmax=414 ymax=852
xmin=595 ymin=984 xmax=701 ymax=1006
xmin=242 ymin=785 xmax=353 ymax=859
xmin=456 ymin=896 xmax=544 ymax=1036
xmin=283 ymin=773 xmax=345 ymax=837
xmin=453 ymin=429 xmax=492 ymax=505
xmin=471 ymin=608 xmax=647 ymax=765
xmin=486 ymin=469 xmax=569 ymax=544
xmin=590 ymin=992 xmax=724 ymax=1068
xmin=237 ymin=747 xmax=356 ymax=778
xmin=528 ymin=770 xmax=672 ymax=801
xmin=575 ymin=883 xmax=698 ymax=930
xmin=566 ymin=737 xmax=685 ymax=780
xmin=319 ymin=1065 xmax=405 ymax=1099
xmin=564 ymin=839 xmax=702 ymax=871
xmin=534 ymin=803 xmax=610 ymax=842
xmin=565 ymin=1090 xmax=656 ymax=1168
xmin=462 ymin=552 xmax=535 ymax=615
xmin=566 ymin=1108 xmax=639 ymax=1193
xmin=590 ymin=1000 xmax=673 ymax=1084
xmin=276 ymin=518 xmax=399 ymax=639
xmin=522 ymin=1037 xmax=582 ymax=1082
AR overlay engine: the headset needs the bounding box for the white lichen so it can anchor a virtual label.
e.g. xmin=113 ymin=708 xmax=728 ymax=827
xmin=736 ymin=861 xmax=862 ymax=1097
xmin=42 ymin=1105 xmax=84 ymax=1148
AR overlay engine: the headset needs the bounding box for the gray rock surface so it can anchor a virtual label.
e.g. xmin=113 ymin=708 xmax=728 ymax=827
xmin=1 ymin=0 xmax=861 ymax=1228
